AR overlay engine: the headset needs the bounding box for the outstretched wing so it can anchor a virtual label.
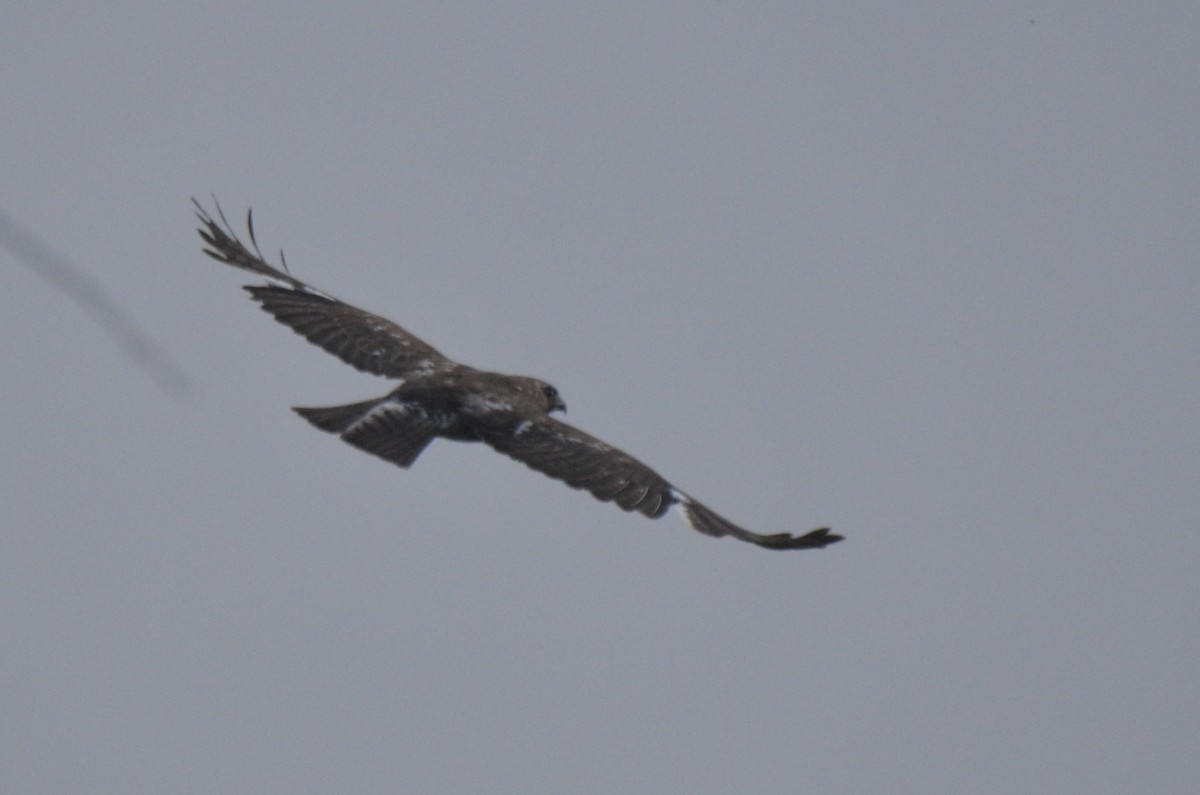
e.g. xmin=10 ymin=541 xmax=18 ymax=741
xmin=477 ymin=415 xmax=841 ymax=551
xmin=194 ymin=199 xmax=454 ymax=379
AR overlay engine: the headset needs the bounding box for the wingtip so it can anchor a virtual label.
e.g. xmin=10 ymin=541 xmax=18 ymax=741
xmin=751 ymin=527 xmax=843 ymax=550
xmin=799 ymin=527 xmax=844 ymax=547
xmin=675 ymin=496 xmax=842 ymax=551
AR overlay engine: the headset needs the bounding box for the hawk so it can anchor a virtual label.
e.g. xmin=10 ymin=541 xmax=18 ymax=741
xmin=195 ymin=201 xmax=841 ymax=551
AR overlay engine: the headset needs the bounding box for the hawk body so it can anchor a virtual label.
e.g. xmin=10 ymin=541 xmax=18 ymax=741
xmin=196 ymin=201 xmax=841 ymax=551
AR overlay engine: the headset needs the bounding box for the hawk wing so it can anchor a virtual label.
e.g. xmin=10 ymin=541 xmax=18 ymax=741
xmin=195 ymin=200 xmax=453 ymax=379
xmin=477 ymin=415 xmax=841 ymax=551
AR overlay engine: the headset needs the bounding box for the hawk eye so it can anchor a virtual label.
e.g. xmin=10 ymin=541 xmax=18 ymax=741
xmin=543 ymin=385 xmax=558 ymax=399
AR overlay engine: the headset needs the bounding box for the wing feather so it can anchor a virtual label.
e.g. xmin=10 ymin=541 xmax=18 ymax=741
xmin=478 ymin=416 xmax=842 ymax=550
xmin=675 ymin=496 xmax=843 ymax=550
xmin=478 ymin=416 xmax=675 ymax=518
xmin=195 ymin=199 xmax=453 ymax=379
xmin=245 ymin=285 xmax=451 ymax=378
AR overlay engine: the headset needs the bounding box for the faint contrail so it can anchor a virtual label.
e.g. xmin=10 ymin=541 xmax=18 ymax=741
xmin=0 ymin=206 xmax=194 ymax=397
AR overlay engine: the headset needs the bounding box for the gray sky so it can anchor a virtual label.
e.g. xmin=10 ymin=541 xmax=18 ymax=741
xmin=3 ymin=4 xmax=1196 ymax=793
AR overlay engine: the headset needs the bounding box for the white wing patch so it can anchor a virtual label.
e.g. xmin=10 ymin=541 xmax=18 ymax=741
xmin=346 ymin=398 xmax=419 ymax=434
xmin=552 ymin=426 xmax=613 ymax=453
xmin=407 ymin=359 xmax=441 ymax=377
xmin=669 ymin=489 xmax=714 ymax=536
xmin=466 ymin=395 xmax=512 ymax=413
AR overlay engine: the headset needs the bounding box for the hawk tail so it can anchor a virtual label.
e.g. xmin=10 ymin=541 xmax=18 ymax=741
xmin=294 ymin=400 xmax=385 ymax=433
xmin=294 ymin=397 xmax=438 ymax=469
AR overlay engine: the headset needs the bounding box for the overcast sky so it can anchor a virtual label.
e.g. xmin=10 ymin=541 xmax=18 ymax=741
xmin=2 ymin=4 xmax=1196 ymax=793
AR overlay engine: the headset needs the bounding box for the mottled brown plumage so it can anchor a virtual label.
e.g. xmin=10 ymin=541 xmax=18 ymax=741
xmin=195 ymin=200 xmax=840 ymax=551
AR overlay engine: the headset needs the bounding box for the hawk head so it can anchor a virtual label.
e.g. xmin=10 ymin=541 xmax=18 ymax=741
xmin=539 ymin=381 xmax=567 ymax=414
xmin=508 ymin=376 xmax=566 ymax=414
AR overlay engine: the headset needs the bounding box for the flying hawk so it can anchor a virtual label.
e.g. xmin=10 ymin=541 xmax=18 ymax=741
xmin=195 ymin=201 xmax=841 ymax=551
